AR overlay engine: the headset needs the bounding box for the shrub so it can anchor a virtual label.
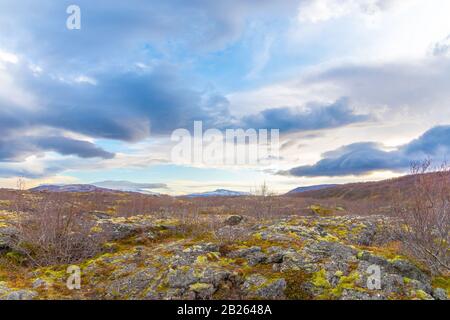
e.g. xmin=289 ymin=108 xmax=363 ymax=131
xmin=11 ymin=193 xmax=105 ymax=267
xmin=393 ymin=160 xmax=450 ymax=275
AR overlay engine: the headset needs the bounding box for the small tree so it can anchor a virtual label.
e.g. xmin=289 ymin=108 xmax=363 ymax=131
xmin=253 ymin=181 xmax=280 ymax=218
xmin=393 ymin=160 xmax=450 ymax=275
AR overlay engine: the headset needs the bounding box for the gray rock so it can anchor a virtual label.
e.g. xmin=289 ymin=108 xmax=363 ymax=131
xmin=3 ymin=290 xmax=38 ymax=300
xmin=167 ymin=267 xmax=198 ymax=288
xmin=266 ymin=246 xmax=295 ymax=263
xmin=32 ymin=278 xmax=49 ymax=289
xmin=340 ymin=289 xmax=384 ymax=300
xmin=388 ymin=259 xmax=430 ymax=284
xmin=357 ymin=251 xmax=389 ymax=267
xmin=105 ymin=267 xmax=157 ymax=298
xmin=223 ymin=215 xmax=243 ymax=226
xmin=188 ymin=283 xmax=216 ymax=300
xmin=242 ymin=274 xmax=286 ymax=299
xmin=199 ymin=268 xmax=231 ymax=286
xmin=0 ymin=226 xmax=17 ymax=251
xmin=228 ymin=246 xmax=267 ymax=266
xmin=432 ymin=288 xmax=448 ymax=300
xmin=306 ymin=241 xmax=357 ymax=262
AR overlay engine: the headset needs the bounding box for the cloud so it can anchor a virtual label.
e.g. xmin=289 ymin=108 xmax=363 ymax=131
xmin=0 ymin=61 xmax=232 ymax=142
xmin=240 ymin=98 xmax=371 ymax=132
xmin=0 ymin=0 xmax=299 ymax=65
xmin=297 ymin=0 xmax=399 ymax=23
xmin=33 ymin=136 xmax=114 ymax=159
xmin=310 ymin=59 xmax=450 ymax=110
xmin=432 ymin=34 xmax=450 ymax=58
xmin=285 ymin=125 xmax=450 ymax=177
xmin=0 ymin=59 xmax=371 ymax=167
xmin=231 ymin=57 xmax=450 ymax=124
xmin=0 ymin=135 xmax=114 ymax=162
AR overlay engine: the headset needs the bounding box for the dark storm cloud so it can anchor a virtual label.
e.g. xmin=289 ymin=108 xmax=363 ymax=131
xmin=285 ymin=125 xmax=450 ymax=177
xmin=0 ymin=62 xmax=370 ymax=164
xmin=0 ymin=135 xmax=114 ymax=162
xmin=240 ymin=98 xmax=370 ymax=132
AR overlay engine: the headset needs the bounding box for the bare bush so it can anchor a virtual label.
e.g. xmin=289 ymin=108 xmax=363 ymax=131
xmin=11 ymin=193 xmax=105 ymax=267
xmin=393 ymin=160 xmax=450 ymax=275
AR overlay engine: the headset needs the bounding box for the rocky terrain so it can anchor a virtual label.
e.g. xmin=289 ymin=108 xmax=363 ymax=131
xmin=0 ymin=209 xmax=448 ymax=300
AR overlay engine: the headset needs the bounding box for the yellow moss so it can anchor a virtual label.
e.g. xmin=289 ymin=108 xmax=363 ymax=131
xmin=195 ymin=255 xmax=208 ymax=265
xmin=310 ymin=205 xmax=333 ymax=216
xmin=253 ymin=233 xmax=263 ymax=240
xmin=413 ymin=290 xmax=430 ymax=300
xmin=432 ymin=276 xmax=450 ymax=295
xmin=90 ymin=225 xmax=103 ymax=233
xmin=311 ymin=269 xmax=331 ymax=289
xmin=334 ymin=270 xmax=343 ymax=277
xmin=287 ymin=232 xmax=302 ymax=240
xmin=357 ymin=242 xmax=403 ymax=260
xmin=330 ymin=271 xmax=361 ymax=298
xmin=318 ymin=234 xmax=340 ymax=242
xmin=189 ymin=282 xmax=212 ymax=291
xmin=5 ymin=251 xmax=26 ymax=265
xmin=206 ymin=252 xmax=221 ymax=262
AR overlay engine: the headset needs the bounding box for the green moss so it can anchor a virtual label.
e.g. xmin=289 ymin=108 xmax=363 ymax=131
xmin=253 ymin=233 xmax=263 ymax=240
xmin=189 ymin=282 xmax=212 ymax=291
xmin=5 ymin=251 xmax=26 ymax=265
xmin=330 ymin=271 xmax=361 ymax=298
xmin=318 ymin=234 xmax=340 ymax=242
xmin=311 ymin=269 xmax=331 ymax=289
xmin=432 ymin=276 xmax=450 ymax=295
xmin=414 ymin=289 xmax=430 ymax=300
xmin=334 ymin=270 xmax=343 ymax=277
xmin=310 ymin=205 xmax=333 ymax=216
xmin=403 ymin=277 xmax=412 ymax=284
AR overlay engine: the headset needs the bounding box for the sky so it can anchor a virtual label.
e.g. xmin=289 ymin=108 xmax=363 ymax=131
xmin=1 ymin=0 xmax=450 ymax=194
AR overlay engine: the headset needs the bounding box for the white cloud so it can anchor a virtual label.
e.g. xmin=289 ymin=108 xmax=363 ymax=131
xmin=297 ymin=0 xmax=399 ymax=23
xmin=0 ymin=50 xmax=18 ymax=64
xmin=74 ymin=75 xmax=97 ymax=85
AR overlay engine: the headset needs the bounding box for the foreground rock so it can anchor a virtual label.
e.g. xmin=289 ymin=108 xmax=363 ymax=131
xmin=0 ymin=214 xmax=448 ymax=300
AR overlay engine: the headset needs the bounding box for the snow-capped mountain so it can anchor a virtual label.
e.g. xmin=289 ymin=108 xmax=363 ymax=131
xmin=30 ymin=181 xmax=167 ymax=195
xmin=91 ymin=181 xmax=166 ymax=195
xmin=30 ymin=184 xmax=113 ymax=193
xmin=184 ymin=189 xmax=250 ymax=198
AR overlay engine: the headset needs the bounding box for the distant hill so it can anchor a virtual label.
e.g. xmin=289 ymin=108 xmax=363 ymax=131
xmin=184 ymin=189 xmax=250 ymax=198
xmin=91 ymin=181 xmax=164 ymax=195
xmin=287 ymin=184 xmax=339 ymax=195
xmin=30 ymin=184 xmax=114 ymax=193
xmin=285 ymin=174 xmax=434 ymax=201
xmin=30 ymin=181 xmax=165 ymax=195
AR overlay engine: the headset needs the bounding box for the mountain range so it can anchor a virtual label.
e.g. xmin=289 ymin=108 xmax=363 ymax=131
xmin=183 ymin=189 xmax=251 ymax=198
